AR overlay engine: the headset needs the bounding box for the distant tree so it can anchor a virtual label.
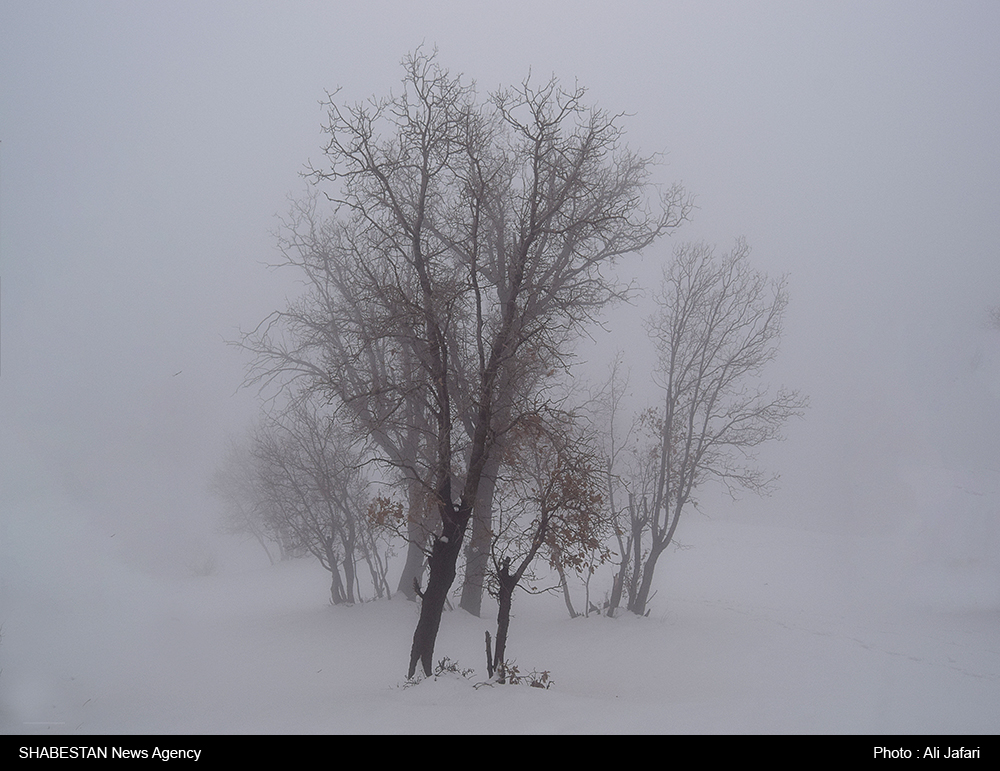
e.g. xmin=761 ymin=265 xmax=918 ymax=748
xmin=248 ymin=396 xmax=388 ymax=604
xmin=211 ymin=436 xmax=282 ymax=566
xmin=626 ymin=240 xmax=807 ymax=616
xmin=587 ymin=353 xmax=650 ymax=617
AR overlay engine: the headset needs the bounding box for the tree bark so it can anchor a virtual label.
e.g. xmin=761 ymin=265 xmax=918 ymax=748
xmin=630 ymin=542 xmax=666 ymax=616
xmin=329 ymin=562 xmax=347 ymax=605
xmin=342 ymin=549 xmax=357 ymax=604
xmin=555 ymin=560 xmax=579 ymax=619
xmin=459 ymin=450 xmax=501 ymax=617
xmin=607 ymin=564 xmax=626 ymax=618
xmin=492 ymin=561 xmax=516 ymax=682
xmin=396 ymin=479 xmax=430 ymax=600
xmin=407 ymin=503 xmax=472 ymax=678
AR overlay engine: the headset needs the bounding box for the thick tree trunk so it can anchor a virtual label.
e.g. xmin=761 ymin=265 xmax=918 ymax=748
xmin=492 ymin=567 xmax=516 ymax=682
xmin=342 ymin=550 xmax=357 ymax=604
xmin=397 ymin=534 xmax=427 ymax=600
xmin=407 ymin=504 xmax=471 ymax=678
xmin=397 ymin=480 xmax=430 ymax=600
xmin=459 ymin=451 xmax=500 ymax=617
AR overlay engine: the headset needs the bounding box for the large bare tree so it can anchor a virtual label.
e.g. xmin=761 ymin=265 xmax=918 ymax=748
xmin=625 ymin=239 xmax=807 ymax=616
xmin=242 ymin=49 xmax=690 ymax=677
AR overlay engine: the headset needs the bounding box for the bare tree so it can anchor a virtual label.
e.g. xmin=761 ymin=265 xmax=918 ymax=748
xmin=585 ymin=352 xmax=647 ymax=616
xmin=242 ymin=49 xmax=690 ymax=677
xmin=248 ymin=396 xmax=382 ymax=604
xmin=211 ymin=434 xmax=285 ymax=566
xmin=627 ymin=239 xmax=807 ymax=616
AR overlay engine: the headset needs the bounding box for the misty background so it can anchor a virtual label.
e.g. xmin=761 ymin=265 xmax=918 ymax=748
xmin=2 ymin=0 xmax=999 ymax=636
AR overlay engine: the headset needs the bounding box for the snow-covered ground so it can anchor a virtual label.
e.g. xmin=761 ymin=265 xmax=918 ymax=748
xmin=3 ymin=505 xmax=997 ymax=735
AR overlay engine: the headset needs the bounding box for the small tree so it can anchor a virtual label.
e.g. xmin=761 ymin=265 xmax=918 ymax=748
xmin=587 ymin=353 xmax=651 ymax=617
xmin=627 ymin=239 xmax=807 ymax=616
xmin=485 ymin=413 xmax=607 ymax=681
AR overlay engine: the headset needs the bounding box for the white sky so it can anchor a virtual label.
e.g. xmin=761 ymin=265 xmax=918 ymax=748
xmin=2 ymin=1 xmax=999 ymax=574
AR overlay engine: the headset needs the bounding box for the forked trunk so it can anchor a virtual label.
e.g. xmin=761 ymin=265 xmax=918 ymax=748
xmin=630 ymin=543 xmax=666 ymax=616
xmin=329 ymin=565 xmax=347 ymax=605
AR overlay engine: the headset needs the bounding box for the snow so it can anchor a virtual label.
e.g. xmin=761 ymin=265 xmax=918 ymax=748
xmin=2 ymin=507 xmax=997 ymax=735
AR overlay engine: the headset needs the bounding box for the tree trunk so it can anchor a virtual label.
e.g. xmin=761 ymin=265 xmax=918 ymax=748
xmin=631 ymin=497 xmax=685 ymax=615
xmin=329 ymin=564 xmax=347 ymax=605
xmin=360 ymin=531 xmax=391 ymax=600
xmin=323 ymin=540 xmax=348 ymax=605
xmin=460 ymin=450 xmax=500 ymax=617
xmin=492 ymin=564 xmax=516 ymax=682
xmin=630 ymin=543 xmax=666 ymax=616
xmin=253 ymin=531 xmax=277 ymax=566
xmin=626 ymin=497 xmax=645 ymax=609
xmin=555 ymin=560 xmax=579 ymax=619
xmin=607 ymin=565 xmax=625 ymax=616
xmin=397 ymin=480 xmax=430 ymax=600
xmin=407 ymin=504 xmax=471 ymax=678
xmin=342 ymin=550 xmax=357 ymax=604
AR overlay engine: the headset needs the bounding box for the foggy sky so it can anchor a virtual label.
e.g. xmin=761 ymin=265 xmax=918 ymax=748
xmin=2 ymin=1 xmax=999 ymax=576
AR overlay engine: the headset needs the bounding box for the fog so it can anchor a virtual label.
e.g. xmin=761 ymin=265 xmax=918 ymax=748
xmin=2 ymin=1 xmax=999 ymax=733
